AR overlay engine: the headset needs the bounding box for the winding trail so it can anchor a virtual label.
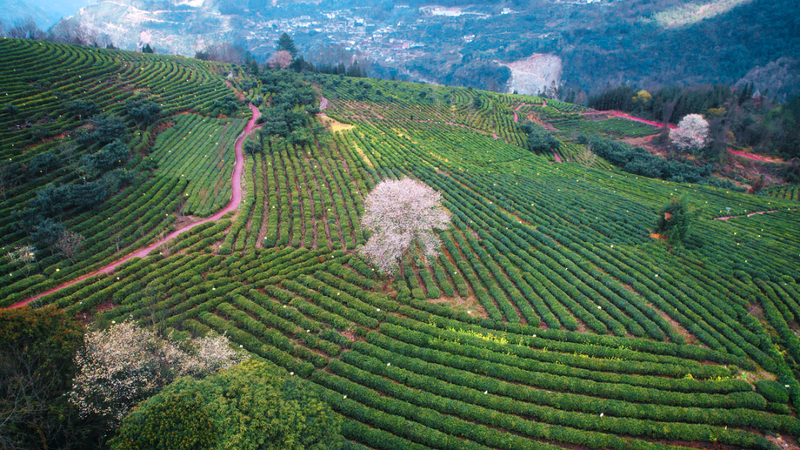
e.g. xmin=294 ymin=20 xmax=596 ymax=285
xmin=607 ymin=111 xmax=784 ymax=162
xmin=553 ymin=152 xmax=563 ymax=163
xmin=608 ymin=111 xmax=677 ymax=130
xmin=728 ymin=149 xmax=785 ymax=163
xmin=12 ymin=104 xmax=261 ymax=308
xmin=714 ymin=210 xmax=779 ymax=220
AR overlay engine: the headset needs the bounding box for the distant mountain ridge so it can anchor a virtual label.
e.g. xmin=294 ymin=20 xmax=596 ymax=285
xmin=1 ymin=0 xmax=86 ymax=29
xmin=0 ymin=0 xmax=61 ymax=29
xmin=66 ymin=0 xmax=800 ymax=98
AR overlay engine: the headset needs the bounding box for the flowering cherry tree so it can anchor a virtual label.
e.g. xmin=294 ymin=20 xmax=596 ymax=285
xmin=359 ymin=178 xmax=451 ymax=274
xmin=70 ymin=321 xmax=247 ymax=428
xmin=267 ymin=50 xmax=293 ymax=69
xmin=669 ymin=114 xmax=710 ymax=152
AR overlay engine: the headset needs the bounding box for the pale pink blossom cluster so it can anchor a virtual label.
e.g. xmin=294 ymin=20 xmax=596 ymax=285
xmin=267 ymin=50 xmax=293 ymax=69
xmin=359 ymin=178 xmax=451 ymax=274
xmin=669 ymin=114 xmax=710 ymax=152
xmin=70 ymin=321 xmax=247 ymax=427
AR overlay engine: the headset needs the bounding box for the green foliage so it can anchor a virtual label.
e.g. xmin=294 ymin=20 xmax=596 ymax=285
xmin=586 ymin=136 xmax=718 ymax=183
xmin=4 ymin=44 xmax=800 ymax=450
xmin=126 ymin=101 xmax=162 ymax=128
xmin=27 ymin=150 xmax=61 ymax=179
xmin=276 ymin=32 xmax=298 ymax=56
xmin=654 ymin=196 xmax=695 ymax=247
xmin=68 ymin=100 xmax=99 ymax=119
xmin=243 ymin=139 xmax=261 ymax=157
xmin=78 ymin=114 xmax=127 ymax=146
xmin=0 ymin=306 xmax=92 ymax=449
xmin=30 ymin=218 xmax=66 ymax=254
xmin=522 ymin=122 xmax=560 ymax=154
xmin=213 ymin=95 xmax=241 ymax=116
xmin=80 ymin=140 xmax=130 ymax=178
xmin=111 ymin=360 xmax=343 ymax=450
xmin=109 ymin=382 xmax=216 ymax=450
xmin=755 ymin=379 xmax=790 ymax=404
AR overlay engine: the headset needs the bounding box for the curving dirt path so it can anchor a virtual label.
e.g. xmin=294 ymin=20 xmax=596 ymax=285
xmin=12 ymin=104 xmax=261 ymax=308
xmin=608 ymin=111 xmax=677 ymax=130
xmin=319 ymin=96 xmax=328 ymax=111
xmin=728 ymin=149 xmax=785 ymax=163
xmin=714 ymin=210 xmax=779 ymax=220
xmin=553 ymin=152 xmax=562 ymax=163
xmin=607 ymin=111 xmax=783 ymax=163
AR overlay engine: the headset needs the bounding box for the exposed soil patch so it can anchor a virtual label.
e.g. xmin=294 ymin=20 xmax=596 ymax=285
xmin=768 ymin=434 xmax=800 ymax=450
xmin=643 ymin=300 xmax=699 ymax=345
xmin=341 ymin=330 xmax=358 ymax=342
xmin=76 ymin=299 xmax=116 ymax=325
xmin=429 ymin=295 xmax=488 ymax=318
xmin=174 ymin=214 xmax=200 ymax=229
xmin=319 ymin=114 xmax=354 ymax=133
xmin=621 ymin=134 xmax=659 ymax=152
xmin=729 ymin=149 xmax=785 ymax=164
xmin=350 ymin=140 xmax=375 ymax=170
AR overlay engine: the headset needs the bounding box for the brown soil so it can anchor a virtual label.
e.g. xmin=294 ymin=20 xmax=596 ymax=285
xmin=319 ymin=114 xmax=355 ymax=132
xmin=644 ymin=300 xmax=699 ymax=345
xmin=768 ymin=435 xmax=800 ymax=450
xmin=76 ymin=299 xmax=116 ymax=325
xmin=621 ymin=134 xmax=662 ymax=153
xmin=341 ymin=330 xmax=358 ymax=342
xmin=429 ymin=295 xmax=489 ymax=318
xmin=174 ymin=214 xmax=200 ymax=229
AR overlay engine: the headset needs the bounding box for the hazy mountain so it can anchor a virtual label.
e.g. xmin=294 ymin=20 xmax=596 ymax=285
xmin=0 ymin=0 xmax=59 ymax=29
xmin=1 ymin=0 xmax=86 ymax=29
xmin=67 ymin=0 xmax=800 ymax=98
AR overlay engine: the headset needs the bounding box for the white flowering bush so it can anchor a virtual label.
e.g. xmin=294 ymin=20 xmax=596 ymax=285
xmin=359 ymin=178 xmax=451 ymax=274
xmin=669 ymin=114 xmax=709 ymax=152
xmin=70 ymin=321 xmax=247 ymax=428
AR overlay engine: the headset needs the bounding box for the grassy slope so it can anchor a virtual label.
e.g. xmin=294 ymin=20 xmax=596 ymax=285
xmin=2 ymin=39 xmax=800 ymax=449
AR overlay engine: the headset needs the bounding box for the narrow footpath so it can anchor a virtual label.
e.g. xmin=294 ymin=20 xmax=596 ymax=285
xmin=12 ymin=104 xmax=261 ymax=308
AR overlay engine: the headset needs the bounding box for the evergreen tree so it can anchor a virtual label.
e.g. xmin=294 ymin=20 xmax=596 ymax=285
xmin=276 ymin=33 xmax=297 ymax=57
xmin=654 ymin=196 xmax=696 ymax=247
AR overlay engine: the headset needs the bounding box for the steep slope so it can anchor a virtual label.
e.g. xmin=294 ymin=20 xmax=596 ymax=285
xmin=3 ymin=40 xmax=800 ymax=449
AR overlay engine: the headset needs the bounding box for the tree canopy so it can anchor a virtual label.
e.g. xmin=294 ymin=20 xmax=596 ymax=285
xmin=522 ymin=122 xmax=561 ymax=154
xmin=670 ymin=114 xmax=710 ymax=152
xmin=276 ymin=33 xmax=297 ymax=57
xmin=0 ymin=306 xmax=90 ymax=449
xmin=654 ymin=196 xmax=696 ymax=247
xmin=110 ymin=360 xmax=343 ymax=450
xmin=359 ymin=178 xmax=451 ymax=274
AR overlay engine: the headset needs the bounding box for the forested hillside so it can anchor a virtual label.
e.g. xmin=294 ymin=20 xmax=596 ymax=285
xmin=2 ymin=38 xmax=800 ymax=449
xmin=51 ymin=0 xmax=800 ymax=99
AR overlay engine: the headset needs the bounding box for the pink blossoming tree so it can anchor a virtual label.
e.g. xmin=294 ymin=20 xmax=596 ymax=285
xmin=669 ymin=114 xmax=710 ymax=152
xmin=359 ymin=178 xmax=451 ymax=274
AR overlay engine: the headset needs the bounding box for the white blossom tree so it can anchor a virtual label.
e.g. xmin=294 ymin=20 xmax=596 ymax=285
xmin=70 ymin=321 xmax=247 ymax=428
xmin=669 ymin=114 xmax=710 ymax=152
xmin=4 ymin=245 xmax=36 ymax=276
xmin=359 ymin=178 xmax=451 ymax=274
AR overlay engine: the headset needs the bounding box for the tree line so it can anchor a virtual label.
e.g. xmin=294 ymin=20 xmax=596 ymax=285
xmin=588 ymin=83 xmax=800 ymax=163
xmin=0 ymin=16 xmax=116 ymax=48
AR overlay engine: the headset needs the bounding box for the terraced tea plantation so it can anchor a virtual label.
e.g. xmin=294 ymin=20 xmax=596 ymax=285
xmin=2 ymin=38 xmax=800 ymax=449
